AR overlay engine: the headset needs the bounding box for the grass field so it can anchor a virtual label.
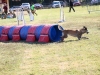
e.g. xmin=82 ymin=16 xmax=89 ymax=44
xmin=0 ymin=6 xmax=100 ymax=75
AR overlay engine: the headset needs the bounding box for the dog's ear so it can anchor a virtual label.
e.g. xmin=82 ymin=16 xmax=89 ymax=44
xmin=83 ymin=26 xmax=86 ymax=28
xmin=83 ymin=26 xmax=87 ymax=30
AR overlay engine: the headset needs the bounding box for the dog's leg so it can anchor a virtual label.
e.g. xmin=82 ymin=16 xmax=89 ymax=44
xmin=60 ymin=30 xmax=68 ymax=42
xmin=61 ymin=34 xmax=68 ymax=42
xmin=77 ymin=35 xmax=81 ymax=40
xmin=60 ymin=35 xmax=64 ymax=42
xmin=78 ymin=37 xmax=80 ymax=40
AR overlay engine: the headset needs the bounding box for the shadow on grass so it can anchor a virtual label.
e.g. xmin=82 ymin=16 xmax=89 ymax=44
xmin=98 ymin=28 xmax=100 ymax=30
xmin=81 ymin=37 xmax=89 ymax=39
xmin=0 ymin=40 xmax=54 ymax=44
xmin=64 ymin=39 xmax=79 ymax=43
xmin=64 ymin=37 xmax=89 ymax=43
xmin=0 ymin=37 xmax=89 ymax=44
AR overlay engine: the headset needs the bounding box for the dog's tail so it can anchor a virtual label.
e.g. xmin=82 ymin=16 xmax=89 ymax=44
xmin=58 ymin=25 xmax=64 ymax=31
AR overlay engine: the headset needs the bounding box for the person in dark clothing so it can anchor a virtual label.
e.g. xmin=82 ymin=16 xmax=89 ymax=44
xmin=69 ymin=0 xmax=75 ymax=12
xmin=3 ymin=3 xmax=8 ymax=15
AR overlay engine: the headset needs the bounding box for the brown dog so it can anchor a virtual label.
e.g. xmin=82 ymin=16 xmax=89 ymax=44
xmin=60 ymin=26 xmax=89 ymax=41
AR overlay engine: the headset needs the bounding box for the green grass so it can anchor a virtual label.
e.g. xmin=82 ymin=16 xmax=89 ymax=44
xmin=0 ymin=6 xmax=100 ymax=75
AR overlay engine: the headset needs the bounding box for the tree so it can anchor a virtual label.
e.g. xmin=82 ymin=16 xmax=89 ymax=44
xmin=36 ymin=0 xmax=44 ymax=3
xmin=43 ymin=0 xmax=52 ymax=4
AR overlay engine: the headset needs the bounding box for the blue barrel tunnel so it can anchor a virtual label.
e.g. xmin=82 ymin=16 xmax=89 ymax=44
xmin=20 ymin=26 xmax=31 ymax=40
xmin=0 ymin=24 xmax=63 ymax=42
xmin=0 ymin=26 xmax=4 ymax=37
xmin=8 ymin=26 xmax=16 ymax=40
xmin=35 ymin=25 xmax=44 ymax=40
xmin=49 ymin=25 xmax=63 ymax=42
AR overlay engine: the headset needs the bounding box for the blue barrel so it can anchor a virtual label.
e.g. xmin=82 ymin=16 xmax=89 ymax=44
xmin=20 ymin=26 xmax=31 ymax=40
xmin=8 ymin=26 xmax=16 ymax=40
xmin=35 ymin=25 xmax=44 ymax=40
xmin=49 ymin=25 xmax=63 ymax=42
xmin=0 ymin=26 xmax=4 ymax=36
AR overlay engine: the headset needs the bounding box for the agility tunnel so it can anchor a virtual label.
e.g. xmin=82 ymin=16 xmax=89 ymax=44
xmin=20 ymin=26 xmax=31 ymax=40
xmin=0 ymin=26 xmax=11 ymax=41
xmin=0 ymin=26 xmax=4 ymax=40
xmin=0 ymin=24 xmax=63 ymax=42
xmin=0 ymin=26 xmax=4 ymax=36
xmin=49 ymin=25 xmax=63 ymax=42
xmin=12 ymin=26 xmax=23 ymax=41
xmin=8 ymin=26 xmax=16 ymax=40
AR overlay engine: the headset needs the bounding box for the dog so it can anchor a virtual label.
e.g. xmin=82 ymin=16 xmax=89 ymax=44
xmin=60 ymin=26 xmax=89 ymax=41
xmin=27 ymin=9 xmax=37 ymax=16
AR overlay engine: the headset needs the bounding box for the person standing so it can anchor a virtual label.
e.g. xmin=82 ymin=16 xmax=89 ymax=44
xmin=30 ymin=3 xmax=37 ymax=15
xmin=3 ymin=3 xmax=8 ymax=15
xmin=69 ymin=0 xmax=75 ymax=12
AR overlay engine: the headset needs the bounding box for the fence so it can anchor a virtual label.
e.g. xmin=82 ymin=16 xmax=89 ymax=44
xmin=86 ymin=0 xmax=100 ymax=14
